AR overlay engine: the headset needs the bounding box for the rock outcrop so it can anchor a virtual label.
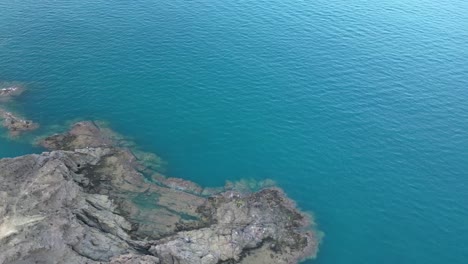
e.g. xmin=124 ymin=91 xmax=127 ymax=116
xmin=0 ymin=109 xmax=39 ymax=137
xmin=0 ymin=121 xmax=320 ymax=264
xmin=0 ymin=85 xmax=38 ymax=136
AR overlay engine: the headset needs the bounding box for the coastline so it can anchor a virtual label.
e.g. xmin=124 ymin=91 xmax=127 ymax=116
xmin=0 ymin=86 xmax=321 ymax=263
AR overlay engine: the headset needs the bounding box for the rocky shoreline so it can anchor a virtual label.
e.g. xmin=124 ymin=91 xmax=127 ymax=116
xmin=0 ymin=87 xmax=320 ymax=264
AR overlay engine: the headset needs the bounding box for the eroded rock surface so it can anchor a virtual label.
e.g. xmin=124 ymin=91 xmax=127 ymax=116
xmin=0 ymin=121 xmax=320 ymax=263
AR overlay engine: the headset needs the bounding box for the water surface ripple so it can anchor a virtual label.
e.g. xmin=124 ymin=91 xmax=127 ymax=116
xmin=1 ymin=0 xmax=467 ymax=263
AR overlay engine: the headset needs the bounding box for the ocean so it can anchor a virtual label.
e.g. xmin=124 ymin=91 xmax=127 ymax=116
xmin=1 ymin=0 xmax=468 ymax=263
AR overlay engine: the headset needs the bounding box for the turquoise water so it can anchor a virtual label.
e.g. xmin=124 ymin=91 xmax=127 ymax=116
xmin=1 ymin=0 xmax=468 ymax=263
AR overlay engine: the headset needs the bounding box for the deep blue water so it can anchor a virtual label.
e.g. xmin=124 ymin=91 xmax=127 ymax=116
xmin=1 ymin=0 xmax=468 ymax=263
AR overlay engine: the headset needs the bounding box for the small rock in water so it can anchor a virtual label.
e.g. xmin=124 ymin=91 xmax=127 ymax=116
xmin=0 ymin=84 xmax=38 ymax=137
xmin=0 ymin=86 xmax=24 ymax=99
xmin=0 ymin=109 xmax=39 ymax=137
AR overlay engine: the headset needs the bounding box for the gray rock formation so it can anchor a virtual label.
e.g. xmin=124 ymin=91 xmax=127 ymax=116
xmin=0 ymin=121 xmax=320 ymax=264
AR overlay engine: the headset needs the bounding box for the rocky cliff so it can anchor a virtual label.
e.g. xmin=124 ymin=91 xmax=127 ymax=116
xmin=0 ymin=121 xmax=320 ymax=264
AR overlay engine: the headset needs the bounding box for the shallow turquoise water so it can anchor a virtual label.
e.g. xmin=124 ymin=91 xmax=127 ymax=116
xmin=1 ymin=0 xmax=468 ymax=263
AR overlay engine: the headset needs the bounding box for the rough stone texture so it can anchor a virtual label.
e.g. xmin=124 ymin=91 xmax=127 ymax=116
xmin=150 ymin=188 xmax=318 ymax=264
xmin=40 ymin=121 xmax=114 ymax=150
xmin=110 ymin=254 xmax=161 ymax=264
xmin=0 ymin=121 xmax=320 ymax=264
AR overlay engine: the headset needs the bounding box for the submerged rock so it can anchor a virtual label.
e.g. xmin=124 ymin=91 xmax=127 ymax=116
xmin=0 ymin=85 xmax=38 ymax=137
xmin=0 ymin=109 xmax=39 ymax=137
xmin=0 ymin=121 xmax=320 ymax=263
xmin=0 ymin=86 xmax=24 ymax=101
